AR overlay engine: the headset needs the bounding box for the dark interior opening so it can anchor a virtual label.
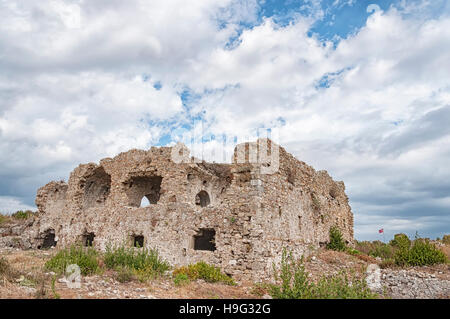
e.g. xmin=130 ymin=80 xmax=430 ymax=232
xmin=133 ymin=235 xmax=144 ymax=248
xmin=193 ymin=228 xmax=216 ymax=251
xmin=39 ymin=230 xmax=57 ymax=249
xmin=83 ymin=232 xmax=95 ymax=247
xmin=125 ymin=175 xmax=163 ymax=207
xmin=195 ymin=190 xmax=210 ymax=208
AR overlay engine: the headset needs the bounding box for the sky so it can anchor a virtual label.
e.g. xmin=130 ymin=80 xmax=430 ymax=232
xmin=0 ymin=0 xmax=449 ymax=241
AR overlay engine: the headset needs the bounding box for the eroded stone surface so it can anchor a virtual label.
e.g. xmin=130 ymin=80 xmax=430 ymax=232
xmin=3 ymin=139 xmax=354 ymax=281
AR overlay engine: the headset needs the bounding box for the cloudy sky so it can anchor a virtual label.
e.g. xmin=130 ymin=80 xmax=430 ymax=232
xmin=1 ymin=0 xmax=449 ymax=241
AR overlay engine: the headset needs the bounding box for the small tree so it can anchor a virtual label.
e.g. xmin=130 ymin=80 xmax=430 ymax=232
xmin=327 ymin=226 xmax=346 ymax=251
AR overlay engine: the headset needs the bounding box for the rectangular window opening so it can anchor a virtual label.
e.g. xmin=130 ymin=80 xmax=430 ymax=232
xmin=83 ymin=232 xmax=95 ymax=247
xmin=193 ymin=228 xmax=216 ymax=251
xmin=133 ymin=235 xmax=144 ymax=248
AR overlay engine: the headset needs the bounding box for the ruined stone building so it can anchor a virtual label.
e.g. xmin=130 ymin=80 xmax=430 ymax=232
xmin=16 ymin=139 xmax=354 ymax=280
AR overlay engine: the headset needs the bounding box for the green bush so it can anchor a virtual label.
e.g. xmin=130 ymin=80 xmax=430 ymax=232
xmin=270 ymin=250 xmax=314 ymax=299
xmin=270 ymin=249 xmax=377 ymax=299
xmin=104 ymin=245 xmax=169 ymax=278
xmin=406 ymin=239 xmax=447 ymax=266
xmin=327 ymin=226 xmax=346 ymax=251
xmin=45 ymin=245 xmax=100 ymax=276
xmin=390 ymin=234 xmax=447 ymax=266
xmin=172 ymin=262 xmax=235 ymax=285
xmin=390 ymin=233 xmax=411 ymax=249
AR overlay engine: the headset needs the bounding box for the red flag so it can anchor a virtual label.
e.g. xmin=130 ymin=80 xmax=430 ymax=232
xmin=379 ymin=228 xmax=384 ymax=233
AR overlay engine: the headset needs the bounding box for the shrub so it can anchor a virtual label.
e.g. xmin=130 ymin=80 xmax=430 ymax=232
xmin=406 ymin=239 xmax=447 ymax=266
xmin=173 ymin=262 xmax=235 ymax=285
xmin=327 ymin=226 xmax=346 ymax=251
xmin=270 ymin=250 xmax=314 ymax=299
xmin=390 ymin=234 xmax=447 ymax=266
xmin=45 ymin=245 xmax=99 ymax=276
xmin=270 ymin=249 xmax=377 ymax=299
xmin=104 ymin=245 xmax=169 ymax=279
xmin=173 ymin=273 xmax=190 ymax=286
xmin=390 ymin=233 xmax=411 ymax=249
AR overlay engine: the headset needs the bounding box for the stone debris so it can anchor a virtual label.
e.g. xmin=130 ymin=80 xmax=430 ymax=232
xmin=380 ymin=269 xmax=450 ymax=299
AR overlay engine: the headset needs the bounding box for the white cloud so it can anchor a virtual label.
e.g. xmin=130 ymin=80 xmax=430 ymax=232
xmin=0 ymin=196 xmax=36 ymax=214
xmin=0 ymin=0 xmax=449 ymax=239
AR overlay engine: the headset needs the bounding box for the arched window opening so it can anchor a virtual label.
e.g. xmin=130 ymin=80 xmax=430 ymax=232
xmin=195 ymin=190 xmax=210 ymax=208
xmin=125 ymin=176 xmax=162 ymax=207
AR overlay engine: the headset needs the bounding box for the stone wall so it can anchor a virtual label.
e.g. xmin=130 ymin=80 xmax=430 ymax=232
xmin=16 ymin=139 xmax=353 ymax=281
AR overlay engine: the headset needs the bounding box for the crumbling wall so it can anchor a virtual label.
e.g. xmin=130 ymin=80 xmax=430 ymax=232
xmin=15 ymin=139 xmax=353 ymax=281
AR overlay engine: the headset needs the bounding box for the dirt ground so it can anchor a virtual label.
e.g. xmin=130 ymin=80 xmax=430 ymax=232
xmin=1 ymin=247 xmax=449 ymax=299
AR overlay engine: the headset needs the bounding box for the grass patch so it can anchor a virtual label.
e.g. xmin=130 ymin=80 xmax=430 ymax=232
xmin=45 ymin=245 xmax=100 ymax=276
xmin=104 ymin=245 xmax=169 ymax=281
xmin=269 ymin=249 xmax=377 ymax=299
xmin=173 ymin=262 xmax=235 ymax=285
xmin=173 ymin=273 xmax=190 ymax=286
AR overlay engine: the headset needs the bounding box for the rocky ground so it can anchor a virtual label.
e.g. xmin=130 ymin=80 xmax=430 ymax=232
xmin=0 ymin=246 xmax=448 ymax=299
xmin=380 ymin=267 xmax=449 ymax=299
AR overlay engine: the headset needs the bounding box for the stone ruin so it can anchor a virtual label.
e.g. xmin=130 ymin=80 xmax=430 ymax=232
xmin=10 ymin=139 xmax=354 ymax=281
